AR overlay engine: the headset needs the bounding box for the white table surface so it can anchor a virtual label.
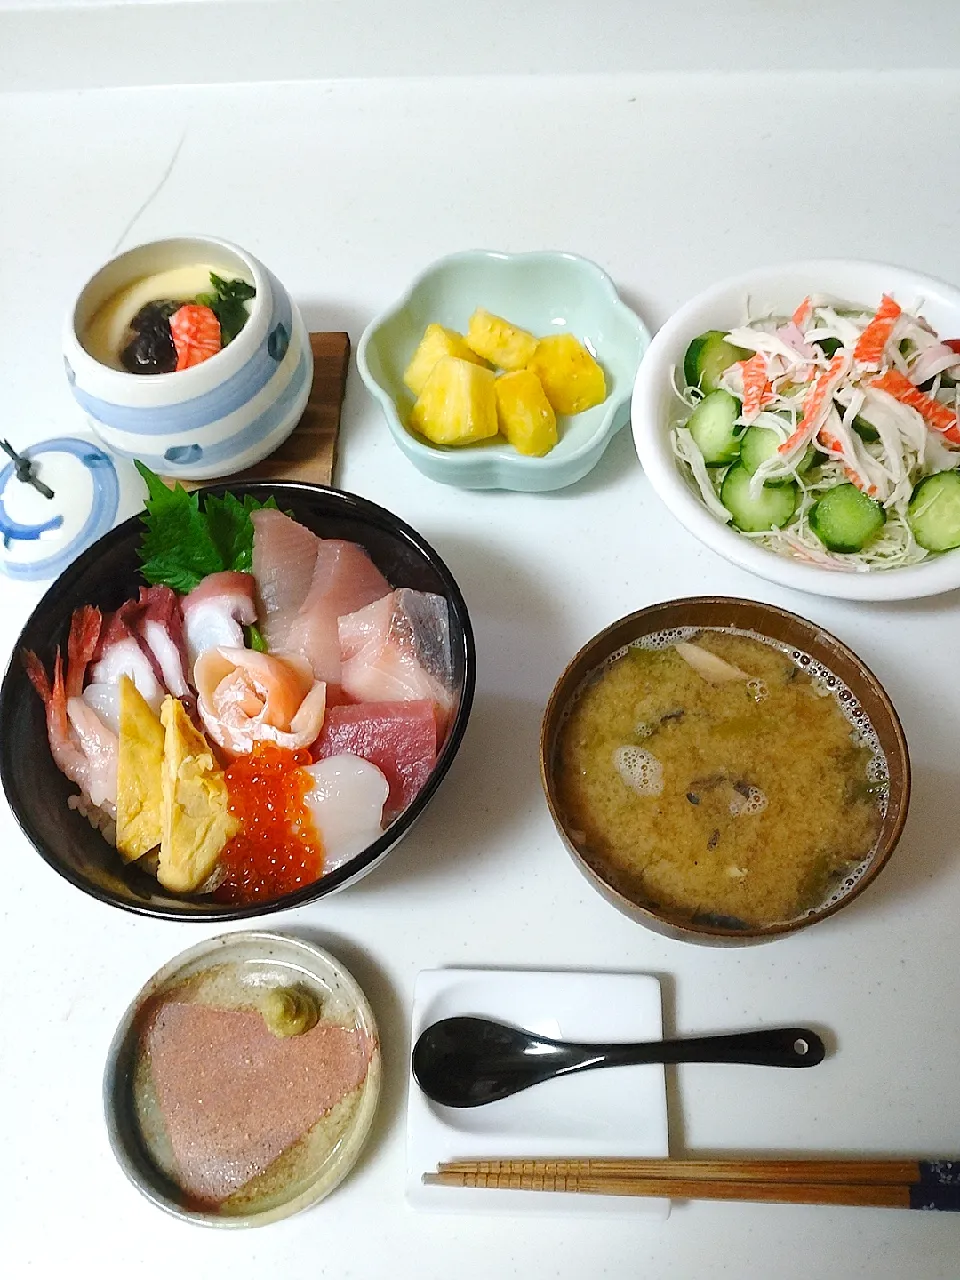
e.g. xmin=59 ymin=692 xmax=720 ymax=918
xmin=2 ymin=68 xmax=960 ymax=1280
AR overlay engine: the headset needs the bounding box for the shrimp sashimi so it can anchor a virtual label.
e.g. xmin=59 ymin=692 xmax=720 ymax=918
xmin=285 ymin=541 xmax=390 ymax=685
xmin=66 ymin=605 xmax=102 ymax=698
xmin=338 ymin=589 xmax=454 ymax=728
xmin=302 ymin=755 xmax=389 ymax=873
xmin=66 ymin=697 xmax=118 ymax=810
xmin=251 ymin=508 xmax=320 ymax=651
xmin=853 ymin=295 xmax=902 ymax=370
xmin=195 ymin=647 xmax=326 ymax=754
xmin=778 ymin=352 xmax=851 ymax=456
xmin=870 ymin=369 xmax=960 ymax=444
xmin=137 ymin=586 xmax=190 ymax=697
xmin=182 ymin=571 xmax=257 ymax=670
xmin=91 ymin=601 xmax=165 ymax=709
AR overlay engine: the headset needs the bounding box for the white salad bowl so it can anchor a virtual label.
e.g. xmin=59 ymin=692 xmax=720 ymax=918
xmin=63 ymin=236 xmax=312 ymax=481
xmin=631 ymin=259 xmax=960 ymax=601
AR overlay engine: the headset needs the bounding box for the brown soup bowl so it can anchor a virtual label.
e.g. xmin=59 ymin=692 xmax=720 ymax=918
xmin=540 ymin=597 xmax=910 ymax=945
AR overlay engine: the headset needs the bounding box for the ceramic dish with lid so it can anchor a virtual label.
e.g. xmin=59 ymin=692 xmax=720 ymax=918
xmin=540 ymin=596 xmax=910 ymax=945
xmin=631 ymin=259 xmax=960 ymax=600
xmin=104 ymin=931 xmax=380 ymax=1227
xmin=64 ymin=236 xmax=312 ymax=481
xmin=357 ymin=249 xmax=649 ymax=491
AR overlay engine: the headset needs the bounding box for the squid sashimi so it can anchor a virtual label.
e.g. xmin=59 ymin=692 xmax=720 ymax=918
xmin=285 ymin=541 xmax=391 ymax=685
xmin=137 ymin=586 xmax=190 ymax=697
xmin=90 ymin=601 xmax=165 ymax=709
xmin=251 ymin=508 xmax=320 ymax=650
xmin=302 ymin=755 xmax=389 ymax=872
xmin=338 ymin=589 xmax=454 ymax=727
xmin=313 ymin=700 xmax=437 ymax=814
xmin=195 ymin=647 xmax=326 ymax=754
xmin=182 ymin=571 xmax=257 ymax=669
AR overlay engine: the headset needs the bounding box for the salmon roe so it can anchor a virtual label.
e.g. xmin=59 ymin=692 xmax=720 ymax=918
xmin=214 ymin=743 xmax=323 ymax=904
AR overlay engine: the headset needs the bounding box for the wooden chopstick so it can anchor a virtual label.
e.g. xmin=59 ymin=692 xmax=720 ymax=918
xmin=423 ymin=1157 xmax=960 ymax=1210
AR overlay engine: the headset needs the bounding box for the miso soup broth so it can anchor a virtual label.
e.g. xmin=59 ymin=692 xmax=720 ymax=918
xmin=555 ymin=629 xmax=887 ymax=928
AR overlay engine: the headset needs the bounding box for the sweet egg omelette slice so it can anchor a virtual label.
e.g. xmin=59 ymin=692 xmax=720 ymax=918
xmin=159 ymin=696 xmax=238 ymax=893
xmin=116 ymin=675 xmax=165 ymax=861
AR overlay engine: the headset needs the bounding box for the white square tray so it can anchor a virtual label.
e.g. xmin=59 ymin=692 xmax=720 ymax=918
xmin=406 ymin=968 xmax=670 ymax=1217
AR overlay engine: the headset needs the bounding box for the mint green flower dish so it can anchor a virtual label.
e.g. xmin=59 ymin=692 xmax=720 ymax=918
xmin=357 ymin=250 xmax=649 ymax=491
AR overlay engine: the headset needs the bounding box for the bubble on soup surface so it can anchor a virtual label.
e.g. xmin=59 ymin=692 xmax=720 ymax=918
xmin=613 ymin=745 xmax=664 ymax=797
xmin=729 ymin=784 xmax=768 ymax=816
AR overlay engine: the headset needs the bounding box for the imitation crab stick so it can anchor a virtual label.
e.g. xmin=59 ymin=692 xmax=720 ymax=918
xmin=738 ymin=352 xmax=773 ymax=422
xmin=791 ymin=296 xmax=813 ymax=329
xmin=778 ymin=353 xmax=850 ymax=455
xmin=817 ymin=425 xmax=879 ymax=497
xmin=853 ymin=295 xmax=901 ymax=369
xmin=871 ymin=368 xmax=960 ymax=444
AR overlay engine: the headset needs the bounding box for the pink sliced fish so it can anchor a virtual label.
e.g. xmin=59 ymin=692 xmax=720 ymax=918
xmin=338 ymin=589 xmax=454 ymax=730
xmin=182 ymin=571 xmax=258 ymax=671
xmin=251 ymin=508 xmax=320 ymax=651
xmin=285 ymin=541 xmax=391 ymax=684
xmin=137 ymin=586 xmax=190 ymax=697
xmin=195 ymin=646 xmax=327 ymax=754
xmin=90 ymin=601 xmax=165 ymax=709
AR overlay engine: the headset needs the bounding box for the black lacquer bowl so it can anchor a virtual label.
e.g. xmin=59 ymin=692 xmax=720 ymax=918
xmin=0 ymin=483 xmax=475 ymax=920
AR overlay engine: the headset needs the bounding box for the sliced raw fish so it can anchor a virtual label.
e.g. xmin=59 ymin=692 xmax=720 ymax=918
xmin=137 ymin=586 xmax=190 ymax=697
xmin=91 ymin=602 xmax=165 ymax=709
xmin=195 ymin=646 xmax=326 ymax=754
xmin=182 ymin=571 xmax=257 ymax=670
xmin=339 ymin=589 xmax=454 ymax=728
xmin=82 ymin=682 xmax=121 ymax=734
xmin=66 ymin=696 xmax=118 ymax=811
xmin=285 ymin=541 xmax=390 ymax=684
xmin=313 ymin=700 xmax=437 ymax=815
xmin=302 ymin=754 xmax=389 ymax=872
xmin=251 ymin=509 xmax=320 ymax=651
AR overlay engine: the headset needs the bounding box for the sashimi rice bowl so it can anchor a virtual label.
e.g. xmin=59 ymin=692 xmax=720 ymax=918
xmin=632 ymin=261 xmax=960 ymax=600
xmin=0 ymin=479 xmax=474 ymax=919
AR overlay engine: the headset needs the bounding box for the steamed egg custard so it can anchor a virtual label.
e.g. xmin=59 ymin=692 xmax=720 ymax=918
xmin=555 ymin=630 xmax=886 ymax=927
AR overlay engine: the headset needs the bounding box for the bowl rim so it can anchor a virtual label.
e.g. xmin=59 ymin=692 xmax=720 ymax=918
xmin=102 ymin=929 xmax=381 ymax=1227
xmin=631 ymin=257 xmax=960 ymax=601
xmin=0 ymin=480 xmax=476 ymax=921
xmin=356 ymin=247 xmax=650 ymax=480
xmin=539 ymin=594 xmax=911 ymax=943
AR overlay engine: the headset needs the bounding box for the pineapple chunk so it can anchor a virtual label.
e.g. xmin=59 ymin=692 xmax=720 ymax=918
xmin=465 ymin=309 xmax=539 ymax=370
xmin=527 ymin=333 xmax=606 ymax=415
xmin=410 ymin=356 xmax=499 ymax=447
xmin=403 ymin=323 xmax=487 ymax=397
xmin=495 ymin=370 xmax=557 ymax=456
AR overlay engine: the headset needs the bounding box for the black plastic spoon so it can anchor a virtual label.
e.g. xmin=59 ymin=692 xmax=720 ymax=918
xmin=412 ymin=1016 xmax=826 ymax=1108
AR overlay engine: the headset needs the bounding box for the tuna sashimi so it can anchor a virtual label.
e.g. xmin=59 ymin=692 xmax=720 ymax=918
xmin=182 ymin=571 xmax=258 ymax=671
xmin=338 ymin=589 xmax=454 ymax=728
xmin=285 ymin=541 xmax=391 ymax=684
xmin=251 ymin=509 xmax=320 ymax=651
xmin=313 ymin=700 xmax=437 ymax=814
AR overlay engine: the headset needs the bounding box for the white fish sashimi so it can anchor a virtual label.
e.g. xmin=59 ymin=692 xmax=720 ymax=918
xmin=82 ymin=682 xmax=121 ymax=734
xmin=251 ymin=509 xmax=320 ymax=650
xmin=302 ymin=755 xmax=389 ymax=872
xmin=181 ymin=571 xmax=258 ymax=670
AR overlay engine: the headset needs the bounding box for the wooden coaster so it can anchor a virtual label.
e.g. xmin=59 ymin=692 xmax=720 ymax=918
xmin=165 ymin=332 xmax=350 ymax=490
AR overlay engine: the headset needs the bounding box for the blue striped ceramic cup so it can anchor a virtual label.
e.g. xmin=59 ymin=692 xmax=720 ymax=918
xmin=63 ymin=236 xmax=312 ymax=480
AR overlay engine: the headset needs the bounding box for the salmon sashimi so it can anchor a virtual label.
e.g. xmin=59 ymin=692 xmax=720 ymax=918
xmin=195 ymin=647 xmax=327 ymax=754
xmin=778 ymin=352 xmax=851 ymax=456
xmin=302 ymin=755 xmax=389 ymax=872
xmin=739 ymin=352 xmax=773 ymax=423
xmin=137 ymin=586 xmax=190 ymax=697
xmin=182 ymin=571 xmax=258 ymax=672
xmin=338 ymin=589 xmax=454 ymax=729
xmin=169 ymin=304 xmax=221 ymax=372
xmin=66 ymin=605 xmax=102 ymax=698
xmin=251 ymin=509 xmax=320 ymax=651
xmin=853 ymin=295 xmax=901 ymax=370
xmin=870 ymin=368 xmax=960 ymax=443
xmin=285 ymin=541 xmax=391 ymax=685
xmin=312 ymin=700 xmax=437 ymax=816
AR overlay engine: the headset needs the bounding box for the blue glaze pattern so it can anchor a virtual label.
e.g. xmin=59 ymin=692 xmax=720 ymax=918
xmin=910 ymin=1160 xmax=960 ymax=1211
xmin=0 ymin=437 xmax=120 ymax=581
xmin=268 ymin=322 xmax=290 ymax=362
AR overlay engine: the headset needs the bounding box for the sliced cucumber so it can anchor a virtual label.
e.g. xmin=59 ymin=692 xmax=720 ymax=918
xmin=809 ymin=484 xmax=885 ymax=553
xmin=687 ymin=389 xmax=743 ymax=465
xmin=720 ymin=464 xmax=799 ymax=532
xmin=683 ymin=330 xmax=750 ymax=394
xmin=907 ymin=471 xmax=960 ymax=552
xmin=740 ymin=426 xmax=817 ymax=483
xmin=814 ymin=336 xmax=843 ymax=358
